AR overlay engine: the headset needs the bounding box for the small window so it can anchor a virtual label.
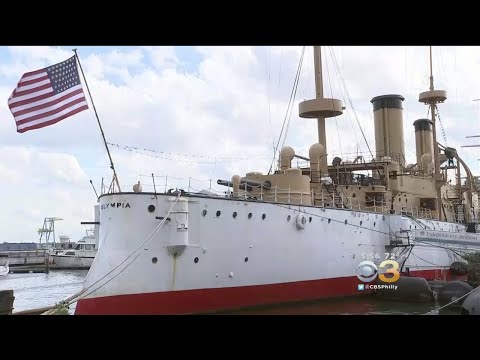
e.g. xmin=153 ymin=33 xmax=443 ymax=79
xmin=248 ymin=213 xmax=252 ymax=219
xmin=202 ymin=210 xmax=207 ymax=217
xmin=85 ymin=244 xmax=92 ymax=250
xmin=233 ymin=211 xmax=238 ymax=218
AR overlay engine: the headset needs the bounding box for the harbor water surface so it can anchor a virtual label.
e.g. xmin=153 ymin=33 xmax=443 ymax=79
xmin=0 ymin=271 xmax=460 ymax=315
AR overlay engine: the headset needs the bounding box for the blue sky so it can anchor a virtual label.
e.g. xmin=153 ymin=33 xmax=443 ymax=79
xmin=1 ymin=45 xmax=480 ymax=243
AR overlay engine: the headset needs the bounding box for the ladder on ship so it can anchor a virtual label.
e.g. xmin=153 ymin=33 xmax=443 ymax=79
xmin=323 ymin=183 xmax=349 ymax=209
xmin=454 ymin=203 xmax=465 ymax=223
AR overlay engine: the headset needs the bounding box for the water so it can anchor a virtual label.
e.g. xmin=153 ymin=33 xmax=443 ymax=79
xmin=0 ymin=270 xmax=88 ymax=314
xmin=0 ymin=271 xmax=461 ymax=315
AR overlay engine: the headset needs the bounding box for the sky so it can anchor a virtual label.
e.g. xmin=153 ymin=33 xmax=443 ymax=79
xmin=1 ymin=45 xmax=480 ymax=243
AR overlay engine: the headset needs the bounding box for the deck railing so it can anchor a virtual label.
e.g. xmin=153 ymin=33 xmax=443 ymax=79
xmin=106 ymin=174 xmax=444 ymax=221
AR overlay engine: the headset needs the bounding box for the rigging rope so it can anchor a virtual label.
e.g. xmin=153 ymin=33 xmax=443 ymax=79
xmin=424 ymin=284 xmax=480 ymax=315
xmin=268 ymin=46 xmax=305 ymax=175
xmin=435 ymin=104 xmax=448 ymax=147
xmin=328 ymin=47 xmax=387 ymax=186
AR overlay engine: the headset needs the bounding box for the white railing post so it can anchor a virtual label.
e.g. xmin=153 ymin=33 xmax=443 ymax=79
xmin=164 ymin=175 xmax=168 ymax=193
xmin=275 ymin=186 xmax=277 ymax=202
xmin=374 ymin=198 xmax=376 ymax=212
xmin=188 ymin=177 xmax=191 ymax=193
xmin=288 ymin=186 xmax=291 ymax=204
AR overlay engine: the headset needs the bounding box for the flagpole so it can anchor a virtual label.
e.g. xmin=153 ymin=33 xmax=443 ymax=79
xmin=72 ymin=49 xmax=121 ymax=192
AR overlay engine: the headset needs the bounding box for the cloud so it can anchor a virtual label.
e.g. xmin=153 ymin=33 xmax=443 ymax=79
xmin=1 ymin=45 xmax=480 ymax=242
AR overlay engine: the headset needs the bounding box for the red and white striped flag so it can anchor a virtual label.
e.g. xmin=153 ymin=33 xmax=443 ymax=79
xmin=8 ymin=55 xmax=89 ymax=133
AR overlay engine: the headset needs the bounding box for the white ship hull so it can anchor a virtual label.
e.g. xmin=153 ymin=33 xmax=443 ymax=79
xmin=75 ymin=193 xmax=476 ymax=315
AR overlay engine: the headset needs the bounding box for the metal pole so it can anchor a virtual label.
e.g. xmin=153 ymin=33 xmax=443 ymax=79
xmin=313 ymin=46 xmax=327 ymax=163
xmin=73 ymin=49 xmax=121 ymax=192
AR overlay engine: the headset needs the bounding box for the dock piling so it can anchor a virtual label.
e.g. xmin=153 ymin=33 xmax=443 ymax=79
xmin=0 ymin=290 xmax=15 ymax=315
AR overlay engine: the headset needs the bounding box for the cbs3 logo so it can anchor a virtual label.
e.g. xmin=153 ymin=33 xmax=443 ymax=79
xmin=356 ymin=260 xmax=400 ymax=283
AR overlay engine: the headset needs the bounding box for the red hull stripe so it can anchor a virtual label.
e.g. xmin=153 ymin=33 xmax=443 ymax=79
xmin=74 ymin=269 xmax=462 ymax=315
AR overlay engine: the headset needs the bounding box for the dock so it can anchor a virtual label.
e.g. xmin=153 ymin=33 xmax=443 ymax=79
xmin=7 ymin=252 xmax=51 ymax=274
xmin=0 ymin=249 xmax=49 ymax=267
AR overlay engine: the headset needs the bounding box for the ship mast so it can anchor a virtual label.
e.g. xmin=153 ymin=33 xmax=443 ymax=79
xmin=313 ymin=47 xmax=327 ymax=151
xmin=419 ymin=46 xmax=447 ymax=221
xmin=299 ymin=46 xmax=343 ymax=172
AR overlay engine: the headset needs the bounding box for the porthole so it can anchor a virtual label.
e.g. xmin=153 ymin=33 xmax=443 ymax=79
xmin=202 ymin=209 xmax=207 ymax=217
xmin=216 ymin=210 xmax=221 ymax=217
xmin=233 ymin=211 xmax=238 ymax=218
xmin=152 ymin=257 xmax=158 ymax=264
xmin=194 ymin=257 xmax=199 ymax=263
xmin=309 ymin=217 xmax=312 ymax=223
xmin=360 ymin=221 xmax=363 ymax=226
xmin=352 ymin=193 xmax=356 ymax=198
xmin=148 ymin=205 xmax=155 ymax=213
xmin=244 ymin=257 xmax=249 ymax=262
xmin=248 ymin=213 xmax=253 ymax=219
xmin=345 ymin=220 xmax=348 ymax=225
xmin=262 ymin=214 xmax=266 ymax=220
xmin=287 ymin=215 xmax=291 ymax=221
xmin=328 ymin=218 xmax=331 ymax=224
xmin=373 ymin=222 xmax=376 ymax=227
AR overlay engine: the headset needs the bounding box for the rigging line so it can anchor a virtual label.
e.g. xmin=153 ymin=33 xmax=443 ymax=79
xmin=435 ymin=104 xmax=448 ymax=147
xmin=274 ymin=47 xmax=284 ymax=153
xmin=109 ymin=148 xmax=269 ymax=164
xmin=399 ymin=245 xmax=415 ymax=273
xmin=107 ymin=142 xmax=268 ymax=160
xmin=410 ymin=251 xmax=451 ymax=267
xmin=281 ymin=49 xmax=305 ymax=150
xmin=424 ymin=284 xmax=480 ymax=315
xmin=298 ymin=47 xmax=312 ymax=106
xmin=271 ymin=202 xmax=395 ymax=236
xmin=413 ymin=239 xmax=471 ymax=258
xmin=324 ymin=48 xmax=343 ymax=157
xmin=66 ymin=194 xmax=181 ymax=306
xmin=328 ymin=47 xmax=359 ymax=151
xmin=329 ymin=47 xmax=386 ymax=185
xmin=268 ymin=46 xmax=305 ymax=175
xmin=266 ymin=46 xmax=274 ymax=164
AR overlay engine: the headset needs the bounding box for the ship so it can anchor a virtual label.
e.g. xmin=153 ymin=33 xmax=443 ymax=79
xmin=75 ymin=46 xmax=480 ymax=315
xmin=50 ymin=230 xmax=97 ymax=270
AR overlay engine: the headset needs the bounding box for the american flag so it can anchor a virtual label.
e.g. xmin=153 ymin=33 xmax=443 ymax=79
xmin=8 ymin=55 xmax=89 ymax=133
